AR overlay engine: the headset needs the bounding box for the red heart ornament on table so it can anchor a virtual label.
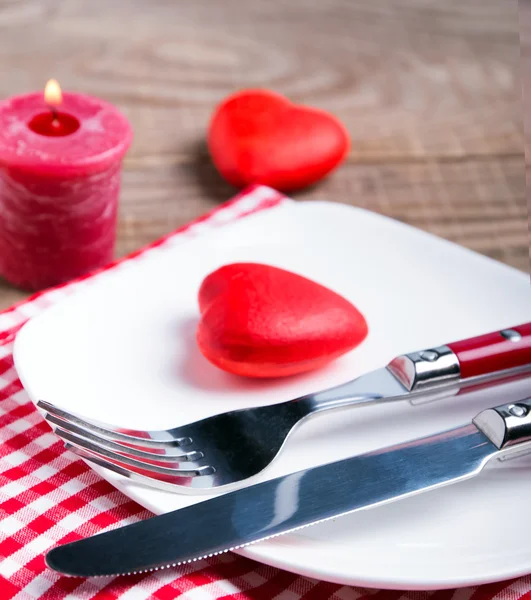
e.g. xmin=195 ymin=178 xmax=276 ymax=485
xmin=207 ymin=89 xmax=350 ymax=192
xmin=196 ymin=263 xmax=368 ymax=378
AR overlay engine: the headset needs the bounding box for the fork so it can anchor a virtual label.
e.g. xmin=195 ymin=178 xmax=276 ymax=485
xmin=36 ymin=322 xmax=531 ymax=492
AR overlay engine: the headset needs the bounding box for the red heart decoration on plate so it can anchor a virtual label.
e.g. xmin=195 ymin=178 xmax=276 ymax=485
xmin=207 ymin=89 xmax=350 ymax=192
xmin=196 ymin=263 xmax=368 ymax=378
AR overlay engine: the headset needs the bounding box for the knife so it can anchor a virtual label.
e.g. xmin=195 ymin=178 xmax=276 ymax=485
xmin=46 ymin=395 xmax=531 ymax=577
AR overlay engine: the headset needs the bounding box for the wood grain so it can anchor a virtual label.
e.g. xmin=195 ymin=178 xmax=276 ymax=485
xmin=0 ymin=0 xmax=527 ymax=311
xmin=519 ymin=0 xmax=531 ymax=272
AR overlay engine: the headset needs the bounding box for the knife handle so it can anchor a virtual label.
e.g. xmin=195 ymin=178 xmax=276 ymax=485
xmin=447 ymin=323 xmax=531 ymax=380
xmin=473 ymin=396 xmax=531 ymax=450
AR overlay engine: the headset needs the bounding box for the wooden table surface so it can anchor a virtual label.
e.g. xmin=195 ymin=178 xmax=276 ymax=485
xmin=521 ymin=0 xmax=531 ymax=240
xmin=0 ymin=0 xmax=527 ymax=311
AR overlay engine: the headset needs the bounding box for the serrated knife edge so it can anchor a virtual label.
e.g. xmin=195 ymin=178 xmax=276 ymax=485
xmin=44 ymin=422 xmax=504 ymax=578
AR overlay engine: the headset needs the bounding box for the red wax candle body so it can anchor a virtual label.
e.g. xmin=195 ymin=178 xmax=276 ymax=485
xmin=0 ymin=91 xmax=132 ymax=290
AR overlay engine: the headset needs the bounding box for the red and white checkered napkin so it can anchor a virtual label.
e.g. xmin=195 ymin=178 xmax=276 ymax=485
xmin=0 ymin=185 xmax=528 ymax=600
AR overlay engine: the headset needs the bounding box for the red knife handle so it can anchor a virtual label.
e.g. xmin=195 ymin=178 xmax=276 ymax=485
xmin=447 ymin=323 xmax=531 ymax=380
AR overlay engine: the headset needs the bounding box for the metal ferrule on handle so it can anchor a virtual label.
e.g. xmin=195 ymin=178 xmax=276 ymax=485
xmin=474 ymin=398 xmax=531 ymax=451
xmin=387 ymin=345 xmax=460 ymax=393
xmin=387 ymin=323 xmax=531 ymax=395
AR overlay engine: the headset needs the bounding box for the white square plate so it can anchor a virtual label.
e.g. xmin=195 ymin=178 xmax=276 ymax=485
xmin=13 ymin=200 xmax=531 ymax=589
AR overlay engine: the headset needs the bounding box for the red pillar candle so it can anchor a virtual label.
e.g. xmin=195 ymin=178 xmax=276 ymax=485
xmin=0 ymin=80 xmax=133 ymax=291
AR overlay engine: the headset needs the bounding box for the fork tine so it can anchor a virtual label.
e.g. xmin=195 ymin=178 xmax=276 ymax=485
xmin=37 ymin=400 xmax=193 ymax=448
xmin=53 ymin=427 xmax=214 ymax=477
xmin=45 ymin=414 xmax=204 ymax=462
xmin=63 ymin=443 xmax=212 ymax=493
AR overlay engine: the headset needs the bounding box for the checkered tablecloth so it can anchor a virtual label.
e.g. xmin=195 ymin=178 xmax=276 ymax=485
xmin=0 ymin=184 xmax=528 ymax=600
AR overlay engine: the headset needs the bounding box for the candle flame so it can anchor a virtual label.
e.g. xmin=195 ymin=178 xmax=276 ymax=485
xmin=44 ymin=79 xmax=62 ymax=107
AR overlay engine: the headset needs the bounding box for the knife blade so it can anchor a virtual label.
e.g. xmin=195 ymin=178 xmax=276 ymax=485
xmin=45 ymin=396 xmax=531 ymax=577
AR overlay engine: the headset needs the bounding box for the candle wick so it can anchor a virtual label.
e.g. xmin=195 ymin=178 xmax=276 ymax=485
xmin=49 ymin=106 xmax=59 ymax=124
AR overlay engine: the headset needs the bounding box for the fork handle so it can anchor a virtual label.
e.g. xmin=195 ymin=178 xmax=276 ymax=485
xmin=385 ymin=322 xmax=531 ymax=394
xmin=295 ymin=322 xmax=531 ymax=417
xmin=447 ymin=323 xmax=531 ymax=379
